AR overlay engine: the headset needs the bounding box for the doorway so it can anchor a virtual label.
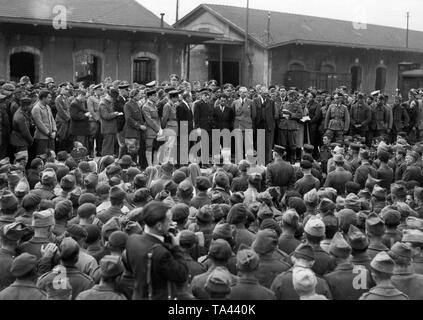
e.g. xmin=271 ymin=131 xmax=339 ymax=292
xmin=351 ymin=66 xmax=362 ymax=92
xmin=10 ymin=52 xmax=36 ymax=83
xmin=208 ymin=61 xmax=240 ymax=86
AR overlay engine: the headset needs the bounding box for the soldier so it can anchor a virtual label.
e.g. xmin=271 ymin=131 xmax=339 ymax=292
xmin=142 ymin=89 xmax=161 ymax=166
xmin=402 ymin=229 xmax=423 ymax=275
xmin=405 ymin=89 xmax=419 ymax=142
xmin=55 ymin=84 xmax=72 ymax=152
xmin=390 ymin=94 xmax=410 ymax=144
xmin=324 ymin=154 xmax=353 ymax=196
xmin=359 ymin=251 xmax=408 ymax=300
xmin=99 ymin=89 xmax=121 ymax=157
xmin=324 ymin=93 xmax=350 ymax=143
xmin=178 ymin=231 xmax=207 ymax=282
xmin=278 ymin=210 xmax=301 ymax=255
xmin=350 ymin=93 xmax=371 ymax=144
xmin=229 ymin=248 xmax=275 ymax=300
xmin=381 ymin=209 xmax=402 ymax=249
xmin=160 ymin=90 xmax=180 ymax=164
xmin=194 ymin=88 xmax=214 ymax=162
xmin=87 ymin=84 xmax=103 ymax=157
xmin=276 ymin=90 xmax=303 ymax=163
xmin=389 ymin=242 xmax=423 ymax=299
xmin=366 ymin=213 xmax=388 ymax=259
xmin=266 ymin=146 xmax=295 ymax=198
xmin=324 ymin=232 xmax=371 ymax=299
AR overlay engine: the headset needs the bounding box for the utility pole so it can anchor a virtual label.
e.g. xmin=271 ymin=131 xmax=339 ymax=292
xmin=406 ymin=11 xmax=410 ymax=48
xmin=245 ymin=0 xmax=250 ymax=86
xmin=267 ymin=11 xmax=271 ymax=45
xmin=176 ymin=0 xmax=179 ymax=23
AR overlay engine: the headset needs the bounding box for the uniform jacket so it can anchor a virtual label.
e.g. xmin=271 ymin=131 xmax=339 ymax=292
xmin=55 ymin=95 xmax=71 ymax=123
xmin=324 ymin=103 xmax=350 ymax=131
xmin=354 ymin=162 xmax=377 ymax=189
xmin=37 ymin=265 xmax=94 ymax=300
xmin=0 ymin=248 xmax=15 ymax=291
xmin=10 ymin=108 xmax=33 ymax=147
xmin=277 ymin=101 xmax=303 ymax=131
xmin=142 ymin=100 xmax=161 ymax=139
xmin=308 ymin=100 xmax=322 ymax=131
xmin=229 ymin=278 xmax=275 ymax=300
xmin=181 ymin=252 xmax=207 ymax=283
xmin=191 ymin=266 xmax=238 ymax=300
xmin=391 ymin=269 xmax=423 ymax=300
xmin=76 ymin=284 xmax=126 ymax=300
xmin=99 ymin=96 xmax=118 ymax=135
xmin=162 ymin=101 xmax=178 ymax=131
xmin=176 ymin=101 xmax=194 ymax=136
xmin=323 ymin=262 xmax=371 ymax=300
xmin=359 ymin=284 xmax=408 ymax=300
xmin=190 ymin=191 xmax=211 ymax=209
xmin=391 ymin=103 xmax=410 ymax=131
xmin=270 ymin=268 xmax=333 ymax=300
xmin=232 ymin=98 xmax=255 ymax=130
xmin=125 ymin=233 xmax=188 ymax=300
xmin=402 ymin=165 xmax=422 ymax=183
xmin=123 ymin=99 xmax=145 ymax=139
xmin=366 ymin=241 xmax=389 ymax=259
xmin=0 ymin=102 xmax=10 ymax=143
xmin=233 ymin=227 xmax=255 ymax=252
xmin=370 ymin=104 xmax=390 ymax=131
xmin=0 ymin=280 xmax=47 ymax=300
xmin=412 ymin=256 xmax=423 ymax=275
xmin=231 ymin=174 xmax=248 ymax=193
xmin=255 ymin=251 xmax=291 ymax=289
xmin=18 ymin=236 xmax=51 ymax=260
xmin=294 ymin=175 xmax=320 ymax=196
xmin=87 ymin=95 xmax=101 ymax=122
xmin=278 ymin=234 xmax=301 ymax=255
xmin=31 ymin=101 xmax=56 ymax=140
xmin=253 ymin=96 xmax=276 ymax=130
xmin=350 ymin=102 xmax=371 ymax=130
xmin=114 ymin=96 xmax=127 ymax=132
xmin=266 ymin=159 xmax=296 ymax=196
xmin=311 ymin=244 xmax=336 ymax=276
xmin=70 ymin=98 xmax=90 ymax=136
xmin=324 ymin=168 xmax=353 ymax=196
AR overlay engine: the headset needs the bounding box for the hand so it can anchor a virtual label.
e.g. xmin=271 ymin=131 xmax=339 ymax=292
xmin=84 ymin=112 xmax=91 ymax=117
xmin=51 ymin=132 xmax=56 ymax=140
xmin=168 ymin=233 xmax=179 ymax=246
xmin=41 ymin=243 xmax=58 ymax=259
xmin=140 ymin=125 xmax=146 ymax=131
xmin=196 ymin=128 xmax=202 ymax=136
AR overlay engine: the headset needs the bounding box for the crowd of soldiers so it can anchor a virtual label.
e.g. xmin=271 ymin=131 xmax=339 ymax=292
xmin=1 ymin=74 xmax=423 ymax=300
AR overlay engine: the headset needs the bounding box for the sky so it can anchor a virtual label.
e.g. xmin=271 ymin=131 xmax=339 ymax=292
xmin=137 ymin=0 xmax=423 ymax=31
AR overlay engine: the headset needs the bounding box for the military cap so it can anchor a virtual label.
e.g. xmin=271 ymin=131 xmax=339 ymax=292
xmin=14 ymin=150 xmax=29 ymax=162
xmin=214 ymin=171 xmax=229 ymax=189
xmin=32 ymin=209 xmax=55 ymax=228
xmin=389 ymin=242 xmax=412 ymax=260
xmin=303 ymin=144 xmax=314 ymax=153
xmin=227 ymin=203 xmax=248 ymax=225
xmin=96 ymin=182 xmax=110 ymax=196
xmin=44 ymin=77 xmax=54 ymax=84
xmin=252 ymin=229 xmax=278 ymax=255
xmin=337 ymin=208 xmax=357 ymax=229
xmin=2 ymin=83 xmax=15 ymax=95
xmin=293 ymin=243 xmax=315 ymax=261
xmin=196 ymin=176 xmax=211 ymax=191
xmin=171 ymin=203 xmax=190 ymax=223
xmin=172 ymin=170 xmax=186 ymax=185
xmin=0 ymin=190 xmax=18 ymax=210
xmin=300 ymin=160 xmax=312 ymax=170
xmin=146 ymin=89 xmax=157 ymax=97
xmin=370 ymin=251 xmax=395 ymax=274
xmin=333 ymin=154 xmax=345 ymax=164
xmin=106 ymin=164 xmax=122 ymax=177
xmin=366 ymin=212 xmax=385 ymax=231
xmin=208 ymin=239 xmax=233 ymax=261
xmin=10 ymin=253 xmax=37 ymax=277
xmin=405 ymin=216 xmax=423 ymax=230
xmin=54 ymin=200 xmax=72 ymax=221
xmin=178 ymin=230 xmax=198 ymax=247
xmin=133 ymin=174 xmax=148 ymax=189
xmin=345 ymin=194 xmax=361 ymax=212
xmin=59 ymin=237 xmax=80 ymax=260
xmin=402 ymin=229 xmax=423 ymax=244
xmin=281 ymin=209 xmax=299 ymax=228
xmin=109 ymin=186 xmax=126 ymax=201
xmin=347 ymin=225 xmax=369 ymax=250
xmin=345 ymin=181 xmax=361 ymax=195
xmin=164 ymin=87 xmax=175 ymax=93
xmin=78 ymin=193 xmax=97 ymax=206
xmin=146 ymin=81 xmax=156 ymax=88
xmin=39 ymin=199 xmax=55 ymax=211
xmin=19 ymin=76 xmax=30 ymax=85
xmin=1 ymin=222 xmax=28 ymax=241
xmin=304 ymin=189 xmax=319 ymax=206
xmin=178 ymin=179 xmax=193 ymax=194
xmin=196 ymin=205 xmax=214 ymax=224
xmin=304 ymin=217 xmax=325 ymax=237
xmin=66 ymin=224 xmax=88 ymax=240
xmin=99 ymin=255 xmax=125 ymax=279
xmin=77 ymin=203 xmax=97 ymax=219
xmin=292 ymin=267 xmax=317 ymax=293
xmin=133 ymin=188 xmax=151 ymax=204
xmin=108 ymin=231 xmax=128 ymax=250
xmin=213 ymin=222 xmax=233 ymax=240
xmin=161 ymin=162 xmax=174 ymax=174
xmin=371 ymin=185 xmax=387 ymax=200
xmin=205 ymin=266 xmax=231 ymax=295
xmin=391 ymin=184 xmax=407 ymax=199
xmin=381 ymin=209 xmax=401 ymax=226
xmin=117 ymin=155 xmax=135 ymax=167
xmin=22 ymin=193 xmax=41 ymax=210
xmin=236 ymin=248 xmax=259 ymax=272
xmin=85 ymin=224 xmax=101 ymax=244
xmin=41 ymin=170 xmax=57 ymax=186
xmin=118 ymin=81 xmax=130 ymax=90
xmin=273 ymin=145 xmax=286 ymax=155
xmin=329 ymin=232 xmax=352 ymax=259
xmin=101 ymin=217 xmax=121 ymax=237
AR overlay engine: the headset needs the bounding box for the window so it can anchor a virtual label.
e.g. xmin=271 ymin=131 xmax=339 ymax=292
xmin=321 ymin=64 xmax=335 ymax=73
xmin=133 ymin=58 xmax=154 ymax=84
xmin=289 ymin=62 xmax=305 ymax=71
xmin=375 ymin=67 xmax=387 ymax=92
xmin=73 ymin=50 xmax=103 ymax=86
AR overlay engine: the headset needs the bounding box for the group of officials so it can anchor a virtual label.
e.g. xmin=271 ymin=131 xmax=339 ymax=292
xmin=1 ymin=74 xmax=423 ymax=300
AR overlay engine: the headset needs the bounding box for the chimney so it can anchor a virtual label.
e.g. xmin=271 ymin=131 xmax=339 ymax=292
xmin=160 ymin=13 xmax=165 ymax=28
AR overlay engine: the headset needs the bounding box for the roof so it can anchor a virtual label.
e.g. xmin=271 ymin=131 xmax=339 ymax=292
xmin=0 ymin=0 xmax=171 ymax=28
xmin=176 ymin=3 xmax=423 ymax=52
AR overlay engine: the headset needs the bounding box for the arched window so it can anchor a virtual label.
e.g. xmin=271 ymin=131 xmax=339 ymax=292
xmin=73 ymin=49 xmax=104 ymax=86
xmin=8 ymin=46 xmax=42 ymax=83
xmin=288 ymin=62 xmax=305 ymax=71
xmin=321 ymin=63 xmax=335 ymax=73
xmin=375 ymin=67 xmax=387 ymax=92
xmin=351 ymin=66 xmax=362 ymax=92
xmin=131 ymin=52 xmax=159 ymax=84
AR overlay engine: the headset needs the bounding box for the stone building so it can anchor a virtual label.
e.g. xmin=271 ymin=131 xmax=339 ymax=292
xmin=176 ymin=4 xmax=423 ymax=95
xmin=0 ymin=0 xmax=218 ymax=85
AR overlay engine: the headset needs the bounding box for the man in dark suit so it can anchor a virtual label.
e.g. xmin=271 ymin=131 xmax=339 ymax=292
xmin=213 ymin=94 xmax=234 ymax=131
xmin=194 ymin=89 xmax=214 ymax=162
xmin=254 ymin=87 xmax=276 ymax=165
xmin=70 ymin=90 xmax=90 ymax=147
xmin=266 ymin=145 xmax=296 ymax=198
xmin=125 ymin=201 xmax=188 ymax=300
xmin=177 ymin=92 xmax=194 ymax=165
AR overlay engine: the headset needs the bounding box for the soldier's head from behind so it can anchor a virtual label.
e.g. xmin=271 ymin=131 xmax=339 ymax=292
xmin=370 ymin=251 xmax=395 ymax=284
